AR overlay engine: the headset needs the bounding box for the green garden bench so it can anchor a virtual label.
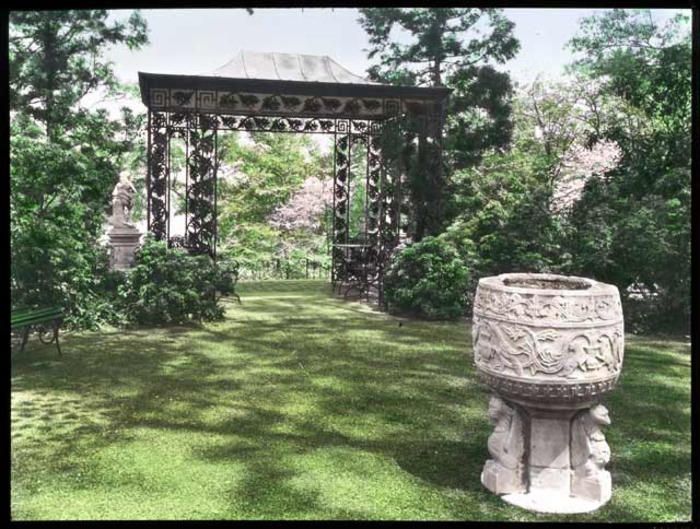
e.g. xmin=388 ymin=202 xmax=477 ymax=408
xmin=11 ymin=306 xmax=63 ymax=357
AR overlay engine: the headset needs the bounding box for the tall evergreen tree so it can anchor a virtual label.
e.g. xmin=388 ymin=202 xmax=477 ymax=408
xmin=10 ymin=10 xmax=147 ymax=140
xmin=358 ymin=8 xmax=519 ymax=239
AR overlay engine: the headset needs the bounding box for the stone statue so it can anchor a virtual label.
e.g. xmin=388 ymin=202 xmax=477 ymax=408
xmin=571 ymin=404 xmax=612 ymax=502
xmin=481 ymin=394 xmax=526 ymax=494
xmin=107 ymin=172 xmax=141 ymax=270
xmin=111 ymin=172 xmax=137 ymax=228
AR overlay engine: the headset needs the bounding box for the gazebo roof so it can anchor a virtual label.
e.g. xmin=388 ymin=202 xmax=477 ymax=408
xmin=210 ymin=50 xmax=378 ymax=85
xmin=138 ymin=50 xmax=450 ymax=118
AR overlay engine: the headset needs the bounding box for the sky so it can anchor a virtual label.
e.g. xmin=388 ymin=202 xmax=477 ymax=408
xmin=96 ymin=7 xmax=689 ymax=153
xmin=105 ymin=7 xmax=689 ymax=88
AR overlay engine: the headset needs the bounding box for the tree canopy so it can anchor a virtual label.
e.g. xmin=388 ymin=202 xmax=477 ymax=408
xmin=443 ymin=9 xmax=690 ymax=333
xmin=10 ymin=10 xmax=148 ymax=140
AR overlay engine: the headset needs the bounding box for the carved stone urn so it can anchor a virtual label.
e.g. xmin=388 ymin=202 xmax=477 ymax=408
xmin=472 ymin=273 xmax=624 ymax=513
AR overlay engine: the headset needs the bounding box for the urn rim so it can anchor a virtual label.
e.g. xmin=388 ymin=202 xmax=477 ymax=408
xmin=477 ymin=273 xmax=618 ymax=297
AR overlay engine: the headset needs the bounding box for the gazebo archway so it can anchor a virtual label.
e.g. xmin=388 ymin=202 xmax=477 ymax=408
xmin=138 ymin=51 xmax=450 ymax=305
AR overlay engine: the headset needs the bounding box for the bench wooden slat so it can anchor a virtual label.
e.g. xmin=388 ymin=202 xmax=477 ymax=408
xmin=12 ymin=306 xmax=62 ymax=316
xmin=12 ymin=311 xmax=62 ymax=323
xmin=12 ymin=308 xmax=52 ymax=318
xmin=11 ymin=308 xmax=62 ymax=320
xmin=11 ymin=306 xmax=62 ymax=314
xmin=11 ymin=308 xmax=63 ymax=328
xmin=12 ymin=308 xmax=61 ymax=318
xmin=12 ymin=315 xmax=62 ymax=325
xmin=12 ymin=316 xmax=62 ymax=328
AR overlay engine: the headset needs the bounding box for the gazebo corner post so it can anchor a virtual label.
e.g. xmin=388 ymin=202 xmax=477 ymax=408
xmin=147 ymin=110 xmax=169 ymax=244
xmin=375 ymin=115 xmax=401 ymax=311
xmin=363 ymin=133 xmax=371 ymax=246
xmin=345 ymin=131 xmax=352 ymax=248
xmin=332 ymin=121 xmax=351 ymax=291
xmin=146 ymin=109 xmax=151 ymax=235
xmin=166 ymin=111 xmax=171 ymax=247
xmin=366 ymin=125 xmax=382 ymax=304
xmin=213 ymin=118 xmax=219 ymax=260
xmin=184 ymin=113 xmax=190 ymax=250
xmin=331 ymin=122 xmax=338 ymax=289
xmin=183 ymin=113 xmax=217 ymax=258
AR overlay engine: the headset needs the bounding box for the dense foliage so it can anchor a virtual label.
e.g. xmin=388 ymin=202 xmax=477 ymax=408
xmin=117 ymin=238 xmax=237 ymax=326
xmin=562 ymin=10 xmax=691 ymax=333
xmin=358 ymin=8 xmax=519 ymax=240
xmin=10 ymin=10 xmax=148 ymax=329
xmin=384 ymin=237 xmax=470 ymax=320
xmin=435 ymin=9 xmax=690 ymax=334
xmin=9 ymin=9 xmax=689 ymax=335
xmin=216 ymin=133 xmax=339 ymax=279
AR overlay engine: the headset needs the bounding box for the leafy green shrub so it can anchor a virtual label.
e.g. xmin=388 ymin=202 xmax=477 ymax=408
xmin=10 ymin=126 xmax=123 ymax=330
xmin=384 ymin=237 xmax=470 ymax=320
xmin=118 ymin=237 xmax=237 ymax=326
xmin=622 ymin=292 xmax=690 ymax=336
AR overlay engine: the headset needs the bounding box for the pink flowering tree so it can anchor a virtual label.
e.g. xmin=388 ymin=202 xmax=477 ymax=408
xmin=515 ymin=76 xmax=625 ymax=215
xmin=551 ymin=139 xmax=623 ymax=214
xmin=268 ymin=176 xmax=333 ymax=233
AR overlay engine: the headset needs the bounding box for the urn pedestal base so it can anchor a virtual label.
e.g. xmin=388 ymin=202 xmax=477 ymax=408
xmin=480 ymin=396 xmax=612 ymax=514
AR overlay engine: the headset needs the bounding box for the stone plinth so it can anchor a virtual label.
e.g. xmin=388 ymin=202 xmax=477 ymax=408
xmin=473 ymin=273 xmax=624 ymax=514
xmin=108 ymin=225 xmax=142 ymax=271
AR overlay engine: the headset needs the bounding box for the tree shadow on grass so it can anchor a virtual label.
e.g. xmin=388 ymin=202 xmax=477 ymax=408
xmin=10 ymin=282 xmax=692 ymax=521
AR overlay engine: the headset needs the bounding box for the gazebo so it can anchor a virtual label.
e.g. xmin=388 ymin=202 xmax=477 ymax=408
xmin=138 ymin=50 xmax=450 ymax=304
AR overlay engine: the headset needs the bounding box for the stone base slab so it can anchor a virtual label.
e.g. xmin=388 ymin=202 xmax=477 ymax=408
xmin=501 ymin=489 xmax=609 ymax=514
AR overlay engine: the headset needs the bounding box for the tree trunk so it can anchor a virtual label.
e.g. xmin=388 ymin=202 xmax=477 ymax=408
xmin=41 ymin=19 xmax=57 ymax=142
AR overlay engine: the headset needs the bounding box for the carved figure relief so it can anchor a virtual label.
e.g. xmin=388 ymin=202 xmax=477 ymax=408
xmin=486 ymin=395 xmax=525 ymax=470
xmin=481 ymin=394 xmax=526 ymax=495
xmin=571 ymin=404 xmax=611 ymax=478
xmin=473 ymin=317 xmax=623 ymax=381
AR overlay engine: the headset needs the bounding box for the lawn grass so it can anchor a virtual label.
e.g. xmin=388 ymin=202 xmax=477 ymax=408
xmin=10 ymin=280 xmax=692 ymax=521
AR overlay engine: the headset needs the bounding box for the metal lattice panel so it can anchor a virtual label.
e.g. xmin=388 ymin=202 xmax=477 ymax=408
xmin=332 ymin=131 xmax=350 ymax=283
xmin=185 ymin=114 xmax=218 ymax=256
xmin=147 ymin=111 xmax=169 ymax=241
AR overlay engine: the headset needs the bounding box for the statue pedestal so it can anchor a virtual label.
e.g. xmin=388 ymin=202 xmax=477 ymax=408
xmin=108 ymin=225 xmax=142 ymax=271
